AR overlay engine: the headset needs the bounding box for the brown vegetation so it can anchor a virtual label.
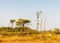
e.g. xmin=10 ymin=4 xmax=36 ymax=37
xmin=0 ymin=18 xmax=60 ymax=43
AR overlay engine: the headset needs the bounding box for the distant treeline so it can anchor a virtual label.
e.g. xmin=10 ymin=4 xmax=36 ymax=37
xmin=0 ymin=26 xmax=39 ymax=36
xmin=0 ymin=26 xmax=60 ymax=36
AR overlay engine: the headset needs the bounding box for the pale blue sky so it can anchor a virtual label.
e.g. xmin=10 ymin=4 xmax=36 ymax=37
xmin=0 ymin=0 xmax=60 ymax=30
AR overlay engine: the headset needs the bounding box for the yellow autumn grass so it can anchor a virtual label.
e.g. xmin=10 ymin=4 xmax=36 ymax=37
xmin=0 ymin=33 xmax=60 ymax=43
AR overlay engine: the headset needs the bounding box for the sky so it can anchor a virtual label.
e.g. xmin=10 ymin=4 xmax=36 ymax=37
xmin=0 ymin=0 xmax=60 ymax=30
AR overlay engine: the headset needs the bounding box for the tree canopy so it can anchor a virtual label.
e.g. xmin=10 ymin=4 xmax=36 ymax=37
xmin=10 ymin=19 xmax=15 ymax=27
xmin=16 ymin=18 xmax=31 ymax=27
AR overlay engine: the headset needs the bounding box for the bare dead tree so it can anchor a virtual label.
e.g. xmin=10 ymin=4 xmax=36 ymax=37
xmin=36 ymin=11 xmax=42 ymax=31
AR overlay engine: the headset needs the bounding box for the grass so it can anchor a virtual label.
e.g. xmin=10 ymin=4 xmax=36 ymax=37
xmin=0 ymin=32 xmax=60 ymax=43
xmin=0 ymin=27 xmax=60 ymax=43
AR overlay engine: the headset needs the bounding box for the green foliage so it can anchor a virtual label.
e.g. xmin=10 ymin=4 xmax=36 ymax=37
xmin=0 ymin=26 xmax=39 ymax=37
xmin=16 ymin=18 xmax=31 ymax=26
xmin=10 ymin=19 xmax=15 ymax=27
xmin=54 ymin=28 xmax=60 ymax=34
